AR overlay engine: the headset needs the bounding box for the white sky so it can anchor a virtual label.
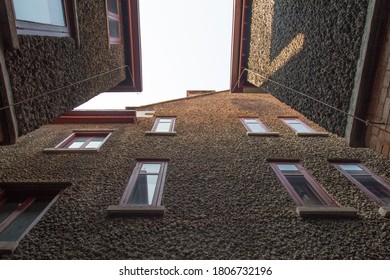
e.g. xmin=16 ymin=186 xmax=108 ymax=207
xmin=76 ymin=0 xmax=233 ymax=109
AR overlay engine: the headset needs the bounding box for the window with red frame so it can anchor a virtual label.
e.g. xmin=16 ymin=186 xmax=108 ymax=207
xmin=240 ymin=118 xmax=269 ymax=133
xmin=333 ymin=163 xmax=390 ymax=206
xmin=120 ymin=160 xmax=168 ymax=206
xmin=55 ymin=131 xmax=112 ymax=150
xmin=11 ymin=0 xmax=75 ymax=37
xmin=151 ymin=117 xmax=176 ymax=133
xmin=0 ymin=183 xmax=67 ymax=253
xmin=107 ymin=0 xmax=121 ymax=44
xmin=270 ymin=162 xmax=337 ymax=206
xmin=280 ymin=118 xmax=315 ymax=133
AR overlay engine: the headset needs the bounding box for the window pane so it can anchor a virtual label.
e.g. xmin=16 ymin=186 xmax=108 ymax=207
xmin=141 ymin=163 xmax=161 ymax=174
xmin=288 ymin=123 xmax=312 ymax=133
xmin=128 ymin=174 xmax=158 ymax=205
xmin=13 ymin=0 xmax=66 ymax=26
xmin=159 ymin=118 xmax=173 ymax=124
xmin=246 ymin=123 xmax=266 ymax=132
xmin=243 ymin=118 xmax=258 ymax=124
xmin=338 ymin=164 xmax=366 ymax=175
xmin=0 ymin=200 xmax=50 ymax=242
xmin=85 ymin=137 xmax=105 ymax=149
xmin=354 ymin=175 xmax=390 ymax=205
xmin=109 ymin=19 xmax=120 ymax=38
xmin=286 ymin=176 xmax=326 ymax=206
xmin=276 ymin=164 xmax=300 ymax=175
xmin=107 ymin=0 xmax=118 ymax=14
xmin=284 ymin=119 xmax=299 ymax=124
xmin=67 ymin=137 xmax=88 ymax=148
xmin=155 ymin=122 xmax=171 ymax=132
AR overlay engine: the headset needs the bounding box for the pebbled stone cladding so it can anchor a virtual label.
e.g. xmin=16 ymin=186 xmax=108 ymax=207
xmin=0 ymin=92 xmax=389 ymax=259
xmin=4 ymin=1 xmax=126 ymax=136
xmin=247 ymin=0 xmax=368 ymax=137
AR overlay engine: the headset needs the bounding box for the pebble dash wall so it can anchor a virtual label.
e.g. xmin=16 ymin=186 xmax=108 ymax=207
xmin=247 ymin=0 xmax=368 ymax=137
xmin=4 ymin=1 xmax=126 ymax=136
xmin=0 ymin=92 xmax=389 ymax=259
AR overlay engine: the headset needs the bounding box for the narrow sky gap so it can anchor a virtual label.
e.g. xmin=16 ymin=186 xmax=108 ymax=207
xmin=76 ymin=0 xmax=233 ymax=110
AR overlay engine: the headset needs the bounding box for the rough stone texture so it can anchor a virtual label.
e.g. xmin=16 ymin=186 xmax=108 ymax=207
xmin=247 ymin=0 xmax=368 ymax=136
xmin=0 ymin=92 xmax=389 ymax=259
xmin=4 ymin=1 xmax=126 ymax=136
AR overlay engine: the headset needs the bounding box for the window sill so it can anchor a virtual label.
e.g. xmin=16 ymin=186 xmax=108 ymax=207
xmin=107 ymin=205 xmax=165 ymax=216
xmin=145 ymin=131 xmax=176 ymax=136
xmin=378 ymin=206 xmax=390 ymax=218
xmin=0 ymin=241 xmax=18 ymax=254
xmin=43 ymin=148 xmax=100 ymax=153
xmin=247 ymin=132 xmax=280 ymax=137
xmin=296 ymin=206 xmax=358 ymax=218
xmin=296 ymin=132 xmax=329 ymax=137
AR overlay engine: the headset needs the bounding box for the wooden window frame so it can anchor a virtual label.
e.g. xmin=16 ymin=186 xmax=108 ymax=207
xmin=240 ymin=118 xmax=269 ymax=132
xmin=240 ymin=117 xmax=279 ymax=136
xmin=120 ymin=160 xmax=168 ymax=206
xmin=145 ymin=117 xmax=177 ymax=136
xmin=106 ymin=0 xmax=121 ymax=45
xmin=44 ymin=130 xmax=113 ymax=152
xmin=108 ymin=159 xmax=169 ymax=216
xmin=281 ymin=118 xmax=315 ymax=133
xmin=0 ymin=183 xmax=68 ymax=253
xmin=270 ymin=162 xmax=337 ymax=207
xmin=279 ymin=117 xmax=328 ymax=137
xmin=333 ymin=162 xmax=390 ymax=206
xmin=152 ymin=117 xmax=176 ymax=132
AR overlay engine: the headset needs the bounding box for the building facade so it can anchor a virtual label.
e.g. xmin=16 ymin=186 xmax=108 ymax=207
xmin=0 ymin=91 xmax=389 ymax=259
xmin=0 ymin=0 xmax=142 ymax=145
xmin=231 ymin=0 xmax=390 ymax=159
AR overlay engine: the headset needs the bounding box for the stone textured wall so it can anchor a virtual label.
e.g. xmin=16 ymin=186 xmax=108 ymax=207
xmin=247 ymin=0 xmax=368 ymax=136
xmin=365 ymin=20 xmax=390 ymax=159
xmin=4 ymin=1 xmax=126 ymax=136
xmin=0 ymin=92 xmax=389 ymax=259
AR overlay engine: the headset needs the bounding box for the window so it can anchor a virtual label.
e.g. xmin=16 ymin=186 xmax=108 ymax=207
xmin=145 ymin=117 xmax=176 ymax=135
xmin=44 ymin=131 xmax=112 ymax=152
xmin=106 ymin=0 xmax=121 ymax=44
xmin=333 ymin=163 xmax=390 ymax=206
xmin=270 ymin=162 xmax=337 ymax=207
xmin=280 ymin=117 xmax=328 ymax=136
xmin=108 ymin=160 xmax=169 ymax=216
xmin=269 ymin=161 xmax=357 ymax=217
xmin=240 ymin=118 xmax=279 ymax=136
xmin=0 ymin=183 xmax=68 ymax=253
xmin=11 ymin=0 xmax=77 ymax=37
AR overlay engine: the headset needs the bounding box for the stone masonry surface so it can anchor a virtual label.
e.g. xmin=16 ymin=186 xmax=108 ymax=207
xmin=247 ymin=0 xmax=368 ymax=137
xmin=0 ymin=92 xmax=389 ymax=259
xmin=4 ymin=1 xmax=126 ymax=136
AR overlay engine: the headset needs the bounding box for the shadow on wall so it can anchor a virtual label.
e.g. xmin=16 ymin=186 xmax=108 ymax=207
xmin=247 ymin=0 xmax=368 ymax=136
xmin=247 ymin=0 xmax=305 ymax=87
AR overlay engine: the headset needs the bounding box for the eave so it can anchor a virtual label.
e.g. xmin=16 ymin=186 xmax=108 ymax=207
xmin=52 ymin=110 xmax=137 ymax=124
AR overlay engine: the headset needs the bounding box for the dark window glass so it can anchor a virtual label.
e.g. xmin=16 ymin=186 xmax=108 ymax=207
xmin=354 ymin=176 xmax=390 ymax=205
xmin=109 ymin=19 xmax=120 ymax=38
xmin=286 ymin=176 xmax=326 ymax=206
xmin=335 ymin=163 xmax=390 ymax=206
xmin=107 ymin=0 xmax=118 ymax=14
xmin=271 ymin=162 xmax=336 ymax=206
xmin=120 ymin=161 xmax=168 ymax=207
